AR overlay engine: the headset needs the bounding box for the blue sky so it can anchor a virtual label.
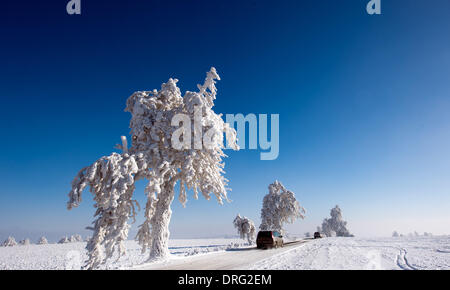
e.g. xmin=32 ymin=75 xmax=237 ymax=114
xmin=1 ymin=0 xmax=449 ymax=241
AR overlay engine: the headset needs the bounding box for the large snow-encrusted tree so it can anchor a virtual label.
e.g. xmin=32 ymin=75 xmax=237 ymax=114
xmin=320 ymin=205 xmax=352 ymax=237
xmin=233 ymin=214 xmax=256 ymax=245
xmin=3 ymin=237 xmax=17 ymax=247
xmin=259 ymin=181 xmax=306 ymax=233
xmin=67 ymin=68 xmax=238 ymax=269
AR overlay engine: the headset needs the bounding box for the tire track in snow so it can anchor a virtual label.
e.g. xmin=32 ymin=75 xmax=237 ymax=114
xmin=396 ymin=248 xmax=417 ymax=270
xmin=402 ymin=249 xmax=417 ymax=270
xmin=345 ymin=244 xmax=418 ymax=270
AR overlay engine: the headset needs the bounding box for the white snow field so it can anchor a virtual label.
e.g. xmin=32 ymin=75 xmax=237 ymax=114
xmin=1 ymin=236 xmax=449 ymax=270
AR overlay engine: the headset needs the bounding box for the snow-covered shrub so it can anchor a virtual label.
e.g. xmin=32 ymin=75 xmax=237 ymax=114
xmin=58 ymin=237 xmax=70 ymax=244
xmin=226 ymin=242 xmax=243 ymax=250
xmin=67 ymin=68 xmax=239 ymax=269
xmin=304 ymin=232 xmax=311 ymax=238
xmin=233 ymin=214 xmax=256 ymax=245
xmin=392 ymin=231 xmax=400 ymax=237
xmin=70 ymin=234 xmax=83 ymax=243
xmin=424 ymin=232 xmax=433 ymax=237
xmin=320 ymin=205 xmax=352 ymax=237
xmin=19 ymin=239 xmax=31 ymax=245
xmin=37 ymin=237 xmax=48 ymax=245
xmin=3 ymin=236 xmax=17 ymax=247
xmin=260 ymin=181 xmax=306 ymax=233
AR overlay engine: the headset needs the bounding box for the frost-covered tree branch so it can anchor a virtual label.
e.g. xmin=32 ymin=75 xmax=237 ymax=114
xmin=260 ymin=181 xmax=306 ymax=234
xmin=67 ymin=68 xmax=238 ymax=269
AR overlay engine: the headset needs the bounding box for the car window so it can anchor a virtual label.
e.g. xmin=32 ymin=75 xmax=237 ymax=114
xmin=257 ymin=231 xmax=272 ymax=238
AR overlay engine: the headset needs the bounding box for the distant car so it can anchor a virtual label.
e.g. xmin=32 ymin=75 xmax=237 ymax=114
xmin=257 ymin=231 xmax=284 ymax=249
xmin=314 ymin=232 xmax=322 ymax=239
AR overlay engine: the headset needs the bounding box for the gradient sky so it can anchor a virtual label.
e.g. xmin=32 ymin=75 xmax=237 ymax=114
xmin=1 ymin=0 xmax=449 ymax=242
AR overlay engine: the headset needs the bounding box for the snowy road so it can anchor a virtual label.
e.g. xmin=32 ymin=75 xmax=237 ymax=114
xmin=133 ymin=240 xmax=308 ymax=270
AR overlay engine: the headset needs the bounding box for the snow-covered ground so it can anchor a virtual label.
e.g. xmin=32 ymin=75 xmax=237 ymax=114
xmin=250 ymin=236 xmax=450 ymax=270
xmin=1 ymin=236 xmax=449 ymax=270
xmin=0 ymin=238 xmax=246 ymax=270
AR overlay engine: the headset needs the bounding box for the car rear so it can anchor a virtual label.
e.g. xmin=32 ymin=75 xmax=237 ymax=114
xmin=257 ymin=231 xmax=274 ymax=249
xmin=257 ymin=231 xmax=284 ymax=249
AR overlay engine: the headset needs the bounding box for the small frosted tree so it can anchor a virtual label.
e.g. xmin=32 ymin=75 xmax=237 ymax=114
xmin=38 ymin=236 xmax=48 ymax=245
xmin=233 ymin=214 xmax=256 ymax=245
xmin=304 ymin=232 xmax=311 ymax=238
xmin=70 ymin=234 xmax=83 ymax=243
xmin=58 ymin=236 xmax=70 ymax=244
xmin=320 ymin=205 xmax=352 ymax=237
xmin=392 ymin=231 xmax=400 ymax=237
xmin=3 ymin=237 xmax=17 ymax=247
xmin=19 ymin=239 xmax=31 ymax=245
xmin=67 ymin=68 xmax=238 ymax=269
xmin=260 ymin=181 xmax=306 ymax=233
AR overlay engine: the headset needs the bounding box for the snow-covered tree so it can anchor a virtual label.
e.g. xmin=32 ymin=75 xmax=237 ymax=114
xmin=414 ymin=231 xmax=420 ymax=237
xmin=19 ymin=238 xmax=31 ymax=245
xmin=259 ymin=181 xmax=306 ymax=233
xmin=37 ymin=236 xmax=48 ymax=245
xmin=304 ymin=232 xmax=311 ymax=238
xmin=392 ymin=231 xmax=400 ymax=237
xmin=320 ymin=205 xmax=352 ymax=237
xmin=233 ymin=214 xmax=256 ymax=245
xmin=70 ymin=234 xmax=83 ymax=243
xmin=67 ymin=68 xmax=239 ymax=269
xmin=3 ymin=236 xmax=17 ymax=247
xmin=58 ymin=236 xmax=70 ymax=244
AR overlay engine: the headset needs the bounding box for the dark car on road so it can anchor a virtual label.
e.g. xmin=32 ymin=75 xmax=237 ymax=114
xmin=256 ymin=231 xmax=284 ymax=249
xmin=314 ymin=232 xmax=322 ymax=239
